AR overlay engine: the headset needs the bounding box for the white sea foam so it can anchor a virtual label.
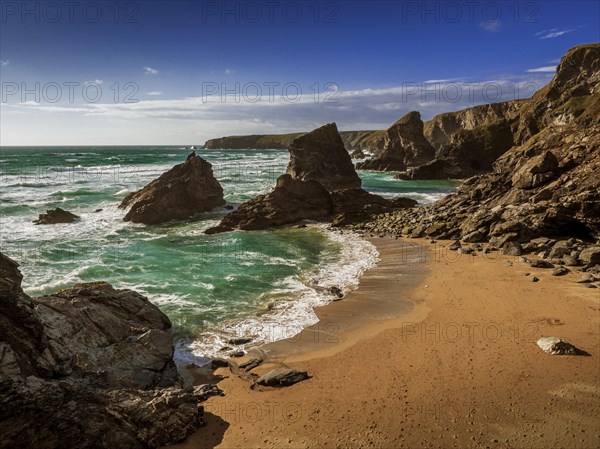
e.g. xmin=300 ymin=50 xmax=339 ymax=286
xmin=186 ymin=227 xmax=379 ymax=359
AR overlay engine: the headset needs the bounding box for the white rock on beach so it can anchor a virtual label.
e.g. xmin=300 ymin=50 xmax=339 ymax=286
xmin=536 ymin=337 xmax=579 ymax=355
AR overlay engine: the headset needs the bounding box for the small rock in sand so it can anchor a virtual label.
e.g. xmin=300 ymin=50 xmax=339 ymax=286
xmin=530 ymin=276 xmax=540 ymax=282
xmin=551 ymin=267 xmax=569 ymax=276
xmin=536 ymin=337 xmax=580 ymax=355
xmin=530 ymin=260 xmax=554 ymax=269
xmin=577 ymin=274 xmax=596 ymax=283
xmin=256 ymin=369 xmax=308 ymax=387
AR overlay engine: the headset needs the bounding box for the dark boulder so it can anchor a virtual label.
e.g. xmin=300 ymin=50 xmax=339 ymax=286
xmin=33 ymin=208 xmax=79 ymax=225
xmin=120 ymin=155 xmax=224 ymax=224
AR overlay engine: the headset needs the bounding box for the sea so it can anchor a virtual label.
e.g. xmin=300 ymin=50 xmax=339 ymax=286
xmin=0 ymin=146 xmax=457 ymax=364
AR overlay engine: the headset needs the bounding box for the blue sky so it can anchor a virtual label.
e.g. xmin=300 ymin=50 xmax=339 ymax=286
xmin=1 ymin=0 xmax=598 ymax=145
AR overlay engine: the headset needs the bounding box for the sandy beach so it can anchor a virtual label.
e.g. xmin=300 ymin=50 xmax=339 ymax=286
xmin=171 ymin=237 xmax=600 ymax=449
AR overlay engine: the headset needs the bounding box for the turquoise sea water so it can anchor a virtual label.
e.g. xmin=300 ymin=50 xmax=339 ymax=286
xmin=0 ymin=146 xmax=456 ymax=361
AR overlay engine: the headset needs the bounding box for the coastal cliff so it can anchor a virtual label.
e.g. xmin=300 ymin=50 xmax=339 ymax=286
xmin=204 ymin=130 xmax=383 ymax=151
xmin=350 ymin=44 xmax=600 ymax=255
xmin=0 ymin=253 xmax=211 ymax=449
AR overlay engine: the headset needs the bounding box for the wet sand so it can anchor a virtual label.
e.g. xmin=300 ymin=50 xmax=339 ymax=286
xmin=169 ymin=237 xmax=600 ymax=449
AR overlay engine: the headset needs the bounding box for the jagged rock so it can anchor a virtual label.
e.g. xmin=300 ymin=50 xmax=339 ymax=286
xmin=551 ymin=267 xmax=570 ymax=276
xmin=33 ymin=207 xmax=79 ymax=225
xmin=536 ymin=337 xmax=580 ymax=355
xmin=530 ymin=260 xmax=554 ymax=269
xmin=286 ymin=123 xmax=361 ymax=191
xmin=577 ymin=274 xmax=596 ymax=283
xmin=511 ymin=151 xmax=559 ymax=189
xmin=502 ymin=242 xmax=522 ymax=256
xmin=530 ymin=276 xmax=540 ymax=282
xmin=119 ymin=155 xmax=224 ymax=224
xmin=0 ymin=253 xmax=23 ymax=295
xmin=205 ymin=174 xmax=333 ymax=233
xmin=579 ymin=247 xmax=600 ymax=265
xmin=395 ymin=159 xmax=465 ymax=180
xmin=238 ymin=358 xmax=263 ymax=372
xmin=330 ymin=189 xmax=417 ymax=227
xmin=357 ymin=111 xmax=435 ymax=171
xmin=256 ymin=368 xmax=308 ymax=387
xmin=0 ymin=256 xmax=204 ymax=449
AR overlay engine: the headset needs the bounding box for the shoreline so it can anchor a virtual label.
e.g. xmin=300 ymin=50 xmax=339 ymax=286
xmin=171 ymin=237 xmax=600 ymax=449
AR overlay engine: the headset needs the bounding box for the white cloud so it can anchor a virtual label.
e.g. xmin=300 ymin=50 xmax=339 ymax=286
xmin=145 ymin=91 xmax=163 ymax=96
xmin=225 ymin=69 xmax=234 ymax=75
xmin=526 ymin=66 xmax=557 ymax=73
xmin=143 ymin=66 xmax=159 ymax=75
xmin=0 ymin=60 xmax=10 ymax=66
xmin=536 ymin=28 xmax=577 ymax=39
xmin=480 ymin=20 xmax=501 ymax=32
xmin=7 ymin=75 xmax=552 ymax=130
xmin=85 ymin=79 xmax=104 ymax=85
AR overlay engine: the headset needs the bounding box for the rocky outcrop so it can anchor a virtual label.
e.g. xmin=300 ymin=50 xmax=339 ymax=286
xmin=423 ymin=101 xmax=523 ymax=153
xmin=346 ymin=44 xmax=600 ymax=256
xmin=395 ymin=159 xmax=465 ymax=180
xmin=119 ymin=155 xmax=225 ymax=224
xmin=0 ymin=253 xmax=23 ymax=295
xmin=205 ymin=174 xmax=333 ymax=233
xmin=286 ymin=123 xmax=361 ymax=191
xmin=33 ymin=207 xmax=80 ymax=225
xmin=0 ymin=259 xmax=207 ymax=449
xmin=206 ymin=124 xmax=418 ymax=234
xmin=330 ymin=189 xmax=417 ymax=227
xmin=354 ymin=122 xmax=600 ymax=246
xmin=356 ymin=111 xmax=435 ymax=171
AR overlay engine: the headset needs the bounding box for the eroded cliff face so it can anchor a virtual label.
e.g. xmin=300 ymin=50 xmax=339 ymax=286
xmin=360 ymin=43 xmax=600 ymax=179
xmin=356 ymin=111 xmax=436 ymax=171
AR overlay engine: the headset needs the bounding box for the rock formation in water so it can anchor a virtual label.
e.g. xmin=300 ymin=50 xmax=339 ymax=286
xmin=205 ymin=174 xmax=333 ymax=233
xmin=206 ymin=124 xmax=418 ymax=233
xmin=356 ymin=111 xmax=435 ymax=171
xmin=119 ymin=154 xmax=225 ymax=224
xmin=33 ymin=207 xmax=80 ymax=225
xmin=0 ymin=252 xmax=210 ymax=449
xmin=286 ymin=123 xmax=362 ymax=191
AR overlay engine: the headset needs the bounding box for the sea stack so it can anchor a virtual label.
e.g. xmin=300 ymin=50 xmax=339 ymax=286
xmin=119 ymin=154 xmax=225 ymax=224
xmin=356 ymin=111 xmax=435 ymax=171
xmin=286 ymin=123 xmax=361 ymax=191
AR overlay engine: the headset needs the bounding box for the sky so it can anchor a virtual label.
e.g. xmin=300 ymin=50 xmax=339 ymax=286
xmin=1 ymin=0 xmax=598 ymax=145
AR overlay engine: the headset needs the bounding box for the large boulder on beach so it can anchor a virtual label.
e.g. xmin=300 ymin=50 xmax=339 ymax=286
xmin=205 ymin=174 xmax=333 ymax=233
xmin=0 ymin=254 xmax=206 ymax=449
xmin=286 ymin=123 xmax=361 ymax=191
xmin=119 ymin=154 xmax=225 ymax=224
xmin=33 ymin=207 xmax=79 ymax=225
xmin=357 ymin=111 xmax=435 ymax=171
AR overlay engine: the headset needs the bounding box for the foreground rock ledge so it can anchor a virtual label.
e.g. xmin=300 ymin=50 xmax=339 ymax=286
xmin=119 ymin=154 xmax=225 ymax=224
xmin=0 ymin=252 xmax=206 ymax=449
